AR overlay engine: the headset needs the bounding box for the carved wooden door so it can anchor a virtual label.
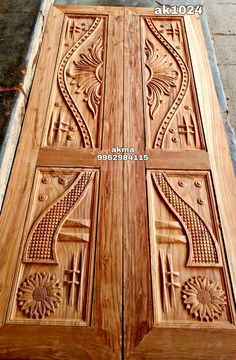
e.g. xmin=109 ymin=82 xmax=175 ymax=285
xmin=0 ymin=5 xmax=236 ymax=360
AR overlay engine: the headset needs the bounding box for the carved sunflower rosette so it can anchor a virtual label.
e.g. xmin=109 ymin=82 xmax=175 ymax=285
xmin=17 ymin=273 xmax=63 ymax=319
xmin=182 ymin=276 xmax=227 ymax=322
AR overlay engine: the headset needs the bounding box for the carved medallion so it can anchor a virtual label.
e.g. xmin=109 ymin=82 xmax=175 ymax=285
xmin=17 ymin=273 xmax=63 ymax=319
xmin=182 ymin=276 xmax=226 ymax=322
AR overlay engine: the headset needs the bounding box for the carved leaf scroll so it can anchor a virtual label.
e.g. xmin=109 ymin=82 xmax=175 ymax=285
xmin=58 ymin=17 xmax=102 ymax=148
xmin=145 ymin=18 xmax=190 ymax=149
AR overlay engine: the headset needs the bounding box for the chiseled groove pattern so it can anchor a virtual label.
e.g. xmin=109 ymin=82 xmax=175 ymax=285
xmin=58 ymin=17 xmax=102 ymax=148
xmin=153 ymin=172 xmax=220 ymax=265
xmin=25 ymin=172 xmax=92 ymax=262
xmin=145 ymin=18 xmax=190 ymax=149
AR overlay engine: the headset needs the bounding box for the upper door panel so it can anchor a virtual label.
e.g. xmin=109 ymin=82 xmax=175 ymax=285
xmin=42 ymin=13 xmax=108 ymax=149
xmin=141 ymin=16 xmax=206 ymax=151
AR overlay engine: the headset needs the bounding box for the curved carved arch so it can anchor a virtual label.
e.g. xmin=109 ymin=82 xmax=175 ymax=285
xmin=145 ymin=18 xmax=190 ymax=149
xmin=58 ymin=17 xmax=102 ymax=148
xmin=152 ymin=172 xmax=222 ymax=267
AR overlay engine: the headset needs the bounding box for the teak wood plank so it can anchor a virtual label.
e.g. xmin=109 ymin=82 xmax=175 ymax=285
xmin=127 ymin=327 xmax=236 ymax=360
xmin=146 ymin=150 xmax=210 ymax=170
xmin=124 ymin=7 xmax=235 ymax=357
xmin=123 ymin=8 xmax=152 ymax=358
xmin=37 ymin=148 xmax=101 ymax=168
xmin=91 ymin=7 xmax=123 ymax=357
xmin=0 ymin=7 xmax=65 ymax=324
xmin=0 ymin=325 xmax=117 ymax=360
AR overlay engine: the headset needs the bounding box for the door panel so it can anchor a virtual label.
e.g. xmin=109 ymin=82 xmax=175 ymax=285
xmin=147 ymin=170 xmax=233 ymax=324
xmin=124 ymin=8 xmax=152 ymax=357
xmin=0 ymin=5 xmax=235 ymax=360
xmin=141 ymin=16 xmax=206 ymax=151
xmin=8 ymin=168 xmax=99 ymax=325
xmin=42 ymin=13 xmax=107 ymax=149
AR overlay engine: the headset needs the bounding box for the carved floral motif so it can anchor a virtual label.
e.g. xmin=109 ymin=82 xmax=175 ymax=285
xmin=67 ymin=37 xmax=103 ymax=118
xmin=145 ymin=38 xmax=178 ymax=119
xmin=182 ymin=276 xmax=226 ymax=322
xmin=145 ymin=18 xmax=190 ymax=149
xmin=17 ymin=273 xmax=63 ymax=319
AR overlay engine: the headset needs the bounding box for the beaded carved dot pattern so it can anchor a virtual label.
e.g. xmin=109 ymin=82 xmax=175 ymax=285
xmin=154 ymin=173 xmax=219 ymax=264
xmin=26 ymin=172 xmax=92 ymax=261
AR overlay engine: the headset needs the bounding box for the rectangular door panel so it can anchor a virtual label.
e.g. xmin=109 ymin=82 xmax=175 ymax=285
xmin=42 ymin=14 xmax=107 ymax=149
xmin=147 ymin=170 xmax=233 ymax=325
xmin=125 ymin=7 xmax=236 ymax=359
xmin=141 ymin=16 xmax=205 ymax=151
xmin=7 ymin=167 xmax=99 ymax=326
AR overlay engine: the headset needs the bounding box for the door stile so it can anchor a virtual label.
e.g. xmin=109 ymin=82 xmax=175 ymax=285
xmin=123 ymin=8 xmax=153 ymax=358
xmin=91 ymin=7 xmax=124 ymax=357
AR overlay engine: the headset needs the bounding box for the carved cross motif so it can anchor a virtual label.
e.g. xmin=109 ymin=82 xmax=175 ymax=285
xmin=159 ymin=249 xmax=180 ymax=313
xmin=165 ymin=22 xmax=181 ymax=42
xmin=53 ymin=111 xmax=69 ymax=137
xmin=65 ymin=19 xmax=89 ymax=42
xmin=64 ymin=251 xmax=84 ymax=309
xmin=178 ymin=114 xmax=196 ymax=146
xmin=166 ymin=252 xmax=181 ymax=308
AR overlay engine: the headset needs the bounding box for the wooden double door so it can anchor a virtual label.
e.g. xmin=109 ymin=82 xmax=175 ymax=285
xmin=0 ymin=5 xmax=236 ymax=359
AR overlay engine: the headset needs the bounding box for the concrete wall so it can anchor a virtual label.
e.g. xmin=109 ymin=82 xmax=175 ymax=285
xmin=205 ymin=0 xmax=236 ymax=169
xmin=0 ymin=0 xmax=235 ymax=209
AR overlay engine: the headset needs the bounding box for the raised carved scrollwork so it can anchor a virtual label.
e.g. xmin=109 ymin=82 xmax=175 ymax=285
xmin=145 ymin=38 xmax=178 ymax=120
xmin=58 ymin=17 xmax=102 ymax=148
xmin=67 ymin=36 xmax=104 ymax=118
xmin=145 ymin=18 xmax=189 ymax=149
